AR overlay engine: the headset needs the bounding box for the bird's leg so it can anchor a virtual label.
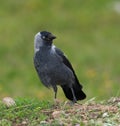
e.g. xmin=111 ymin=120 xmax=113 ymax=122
xmin=53 ymin=86 xmax=57 ymax=99
xmin=70 ymin=87 xmax=77 ymax=103
xmin=53 ymin=86 xmax=60 ymax=105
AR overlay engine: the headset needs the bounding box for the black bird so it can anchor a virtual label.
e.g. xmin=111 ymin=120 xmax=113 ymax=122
xmin=33 ymin=31 xmax=86 ymax=103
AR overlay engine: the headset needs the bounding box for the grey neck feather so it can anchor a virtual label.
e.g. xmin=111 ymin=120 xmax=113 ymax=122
xmin=34 ymin=32 xmax=44 ymax=53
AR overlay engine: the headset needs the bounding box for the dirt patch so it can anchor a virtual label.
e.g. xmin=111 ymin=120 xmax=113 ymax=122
xmin=40 ymin=97 xmax=120 ymax=125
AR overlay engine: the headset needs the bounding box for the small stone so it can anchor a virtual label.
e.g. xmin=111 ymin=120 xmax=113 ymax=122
xmin=2 ymin=97 xmax=16 ymax=107
xmin=22 ymin=120 xmax=28 ymax=125
xmin=75 ymin=124 xmax=80 ymax=126
xmin=102 ymin=112 xmax=109 ymax=118
xmin=52 ymin=110 xmax=63 ymax=118
xmin=117 ymin=102 xmax=120 ymax=107
xmin=40 ymin=121 xmax=48 ymax=124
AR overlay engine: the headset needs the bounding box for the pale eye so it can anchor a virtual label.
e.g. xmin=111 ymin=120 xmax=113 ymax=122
xmin=42 ymin=36 xmax=46 ymax=39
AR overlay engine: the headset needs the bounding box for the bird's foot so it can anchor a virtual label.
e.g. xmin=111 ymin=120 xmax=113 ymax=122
xmin=54 ymin=98 xmax=61 ymax=106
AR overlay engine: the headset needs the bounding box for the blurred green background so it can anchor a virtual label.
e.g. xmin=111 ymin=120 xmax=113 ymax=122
xmin=0 ymin=0 xmax=120 ymax=101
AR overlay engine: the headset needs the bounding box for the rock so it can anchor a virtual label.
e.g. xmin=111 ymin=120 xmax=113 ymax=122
xmin=102 ymin=112 xmax=109 ymax=118
xmin=2 ymin=97 xmax=16 ymax=107
xmin=52 ymin=110 xmax=64 ymax=118
xmin=40 ymin=121 xmax=48 ymax=124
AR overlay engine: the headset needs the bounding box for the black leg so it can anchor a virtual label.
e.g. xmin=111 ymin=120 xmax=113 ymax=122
xmin=53 ymin=86 xmax=57 ymax=99
xmin=71 ymin=87 xmax=77 ymax=103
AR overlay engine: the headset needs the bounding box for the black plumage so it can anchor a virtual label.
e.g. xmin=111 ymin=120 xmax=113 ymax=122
xmin=34 ymin=31 xmax=86 ymax=103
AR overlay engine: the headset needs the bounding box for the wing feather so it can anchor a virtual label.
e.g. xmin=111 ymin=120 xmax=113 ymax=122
xmin=55 ymin=47 xmax=82 ymax=88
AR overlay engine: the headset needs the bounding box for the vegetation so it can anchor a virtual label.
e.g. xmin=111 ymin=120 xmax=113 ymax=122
xmin=0 ymin=97 xmax=120 ymax=125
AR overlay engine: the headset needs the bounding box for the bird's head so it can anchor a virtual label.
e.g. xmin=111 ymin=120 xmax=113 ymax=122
xmin=40 ymin=31 xmax=56 ymax=41
xmin=34 ymin=31 xmax=56 ymax=52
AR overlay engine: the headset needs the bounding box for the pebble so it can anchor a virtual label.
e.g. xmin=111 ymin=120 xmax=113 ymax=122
xmin=2 ymin=97 xmax=16 ymax=107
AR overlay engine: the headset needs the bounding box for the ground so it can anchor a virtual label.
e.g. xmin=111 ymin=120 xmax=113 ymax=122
xmin=0 ymin=97 xmax=120 ymax=126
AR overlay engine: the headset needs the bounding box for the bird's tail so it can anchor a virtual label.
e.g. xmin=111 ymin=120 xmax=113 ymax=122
xmin=61 ymin=82 xmax=86 ymax=101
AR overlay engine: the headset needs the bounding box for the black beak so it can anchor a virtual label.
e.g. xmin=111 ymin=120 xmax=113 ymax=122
xmin=49 ymin=34 xmax=56 ymax=40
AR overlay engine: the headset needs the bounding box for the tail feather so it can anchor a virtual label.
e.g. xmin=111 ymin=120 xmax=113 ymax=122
xmin=61 ymin=82 xmax=86 ymax=101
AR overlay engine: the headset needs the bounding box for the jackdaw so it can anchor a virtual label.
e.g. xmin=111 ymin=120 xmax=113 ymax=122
xmin=33 ymin=31 xmax=86 ymax=103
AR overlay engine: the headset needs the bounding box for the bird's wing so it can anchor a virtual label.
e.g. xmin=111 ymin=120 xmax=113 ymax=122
xmin=55 ymin=47 xmax=82 ymax=88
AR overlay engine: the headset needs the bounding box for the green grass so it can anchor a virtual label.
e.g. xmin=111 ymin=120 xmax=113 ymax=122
xmin=0 ymin=97 xmax=120 ymax=125
xmin=0 ymin=0 xmax=120 ymax=101
xmin=0 ymin=98 xmax=52 ymax=125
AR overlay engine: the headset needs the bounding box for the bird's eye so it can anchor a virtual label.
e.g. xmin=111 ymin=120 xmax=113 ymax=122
xmin=42 ymin=36 xmax=46 ymax=39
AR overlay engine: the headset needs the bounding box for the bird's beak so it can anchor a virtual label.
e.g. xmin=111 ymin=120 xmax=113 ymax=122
xmin=49 ymin=34 xmax=56 ymax=40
